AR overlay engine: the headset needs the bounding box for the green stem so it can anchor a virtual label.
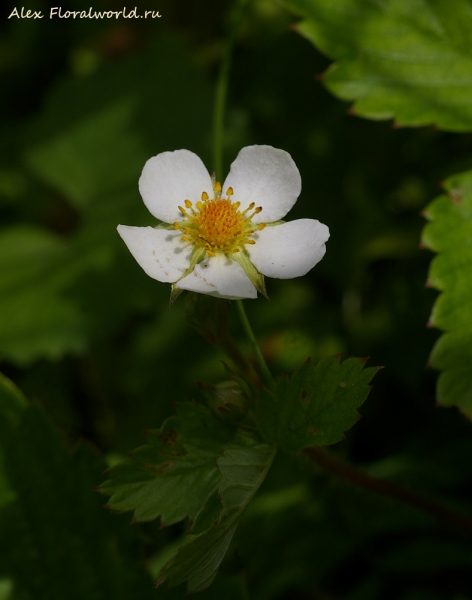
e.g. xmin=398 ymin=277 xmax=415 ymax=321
xmin=236 ymin=299 xmax=274 ymax=388
xmin=212 ymin=0 xmax=251 ymax=178
xmin=212 ymin=0 xmax=271 ymax=386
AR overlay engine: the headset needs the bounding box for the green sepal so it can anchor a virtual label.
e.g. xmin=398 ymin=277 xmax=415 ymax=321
xmin=220 ymin=361 xmax=253 ymax=399
xmin=153 ymin=220 xmax=175 ymax=230
xmin=169 ymin=284 xmax=184 ymax=306
xmin=256 ymin=356 xmax=379 ymax=452
xmin=170 ymin=245 xmax=207 ymax=305
xmin=232 ymin=248 xmax=268 ymax=300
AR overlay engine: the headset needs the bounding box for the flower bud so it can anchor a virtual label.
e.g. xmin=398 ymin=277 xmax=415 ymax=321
xmin=198 ymin=380 xmax=250 ymax=423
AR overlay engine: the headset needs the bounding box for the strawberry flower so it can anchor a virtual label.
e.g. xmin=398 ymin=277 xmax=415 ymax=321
xmin=118 ymin=145 xmax=329 ymax=302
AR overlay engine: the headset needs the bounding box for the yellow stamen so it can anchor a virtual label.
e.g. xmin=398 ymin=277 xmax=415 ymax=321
xmin=241 ymin=203 xmax=253 ymax=216
xmin=175 ymin=187 xmax=267 ymax=257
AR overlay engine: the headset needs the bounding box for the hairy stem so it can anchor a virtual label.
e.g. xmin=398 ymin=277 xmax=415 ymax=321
xmin=213 ymin=298 xmax=251 ymax=376
xmin=211 ymin=0 xmax=272 ymax=388
xmin=212 ymin=0 xmax=251 ymax=178
xmin=304 ymin=446 xmax=472 ymax=537
xmin=235 ymin=299 xmax=274 ymax=388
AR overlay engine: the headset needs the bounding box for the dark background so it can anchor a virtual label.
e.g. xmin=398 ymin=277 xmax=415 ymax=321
xmin=1 ymin=0 xmax=472 ymax=598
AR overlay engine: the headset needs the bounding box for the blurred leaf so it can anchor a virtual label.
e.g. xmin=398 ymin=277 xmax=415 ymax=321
xmin=0 ymin=374 xmax=28 ymax=513
xmin=0 ymin=373 xmax=27 ymax=436
xmin=256 ymin=356 xmax=379 ymax=451
xmin=24 ymin=36 xmax=213 ymax=207
xmin=283 ymin=0 xmax=472 ymax=131
xmin=378 ymin=538 xmax=472 ymax=572
xmin=422 ymin=170 xmax=472 ymax=417
xmin=0 ymin=579 xmax=13 ymax=600
xmin=25 ymin=97 xmax=144 ymax=209
xmin=0 ymin=226 xmax=90 ymax=364
xmin=185 ymin=294 xmax=250 ymax=377
xmin=157 ymin=441 xmax=276 ymax=594
xmin=196 ymin=574 xmax=249 ymax=600
xmin=185 ymin=293 xmax=231 ymax=348
xmin=0 ymin=375 xmax=155 ymax=600
xmin=1 ymin=35 xmax=213 ymax=365
xmin=100 ymin=402 xmax=237 ymax=525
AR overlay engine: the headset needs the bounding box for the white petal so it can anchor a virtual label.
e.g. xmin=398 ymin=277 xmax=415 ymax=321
xmin=222 ymin=145 xmax=301 ymax=224
xmin=248 ymin=219 xmax=329 ymax=279
xmin=117 ymin=225 xmax=190 ymax=283
xmin=139 ymin=150 xmax=213 ymax=223
xmin=177 ymin=254 xmax=257 ymax=299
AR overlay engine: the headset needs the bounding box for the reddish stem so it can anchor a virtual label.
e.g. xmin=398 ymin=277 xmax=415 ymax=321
xmin=304 ymin=446 xmax=472 ymax=537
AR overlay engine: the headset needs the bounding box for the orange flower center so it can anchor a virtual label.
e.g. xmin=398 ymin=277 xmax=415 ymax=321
xmin=173 ymin=183 xmax=266 ymax=256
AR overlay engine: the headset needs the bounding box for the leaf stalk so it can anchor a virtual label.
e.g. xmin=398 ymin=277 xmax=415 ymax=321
xmin=304 ymin=446 xmax=472 ymax=537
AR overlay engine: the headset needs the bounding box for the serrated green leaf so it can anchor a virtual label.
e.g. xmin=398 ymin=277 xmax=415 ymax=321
xmin=283 ymin=0 xmax=472 ymax=131
xmin=421 ymin=170 xmax=472 ymax=417
xmin=157 ymin=441 xmax=276 ymax=594
xmin=0 ymin=387 xmax=155 ymax=600
xmin=100 ymin=402 xmax=238 ymax=525
xmin=256 ymin=357 xmax=378 ymax=452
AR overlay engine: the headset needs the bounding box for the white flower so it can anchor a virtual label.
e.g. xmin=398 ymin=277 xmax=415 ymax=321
xmin=117 ymin=145 xmax=329 ymax=302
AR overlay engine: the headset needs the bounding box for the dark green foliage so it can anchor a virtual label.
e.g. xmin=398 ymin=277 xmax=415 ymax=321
xmin=101 ymin=397 xmax=277 ymax=592
xmin=2 ymin=0 xmax=472 ymax=598
xmin=257 ymin=357 xmax=378 ymax=451
xmin=100 ymin=402 xmax=237 ymax=524
xmin=0 ymin=35 xmax=213 ymax=365
xmin=157 ymin=442 xmax=276 ymax=594
xmin=0 ymin=376 xmax=155 ymax=600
